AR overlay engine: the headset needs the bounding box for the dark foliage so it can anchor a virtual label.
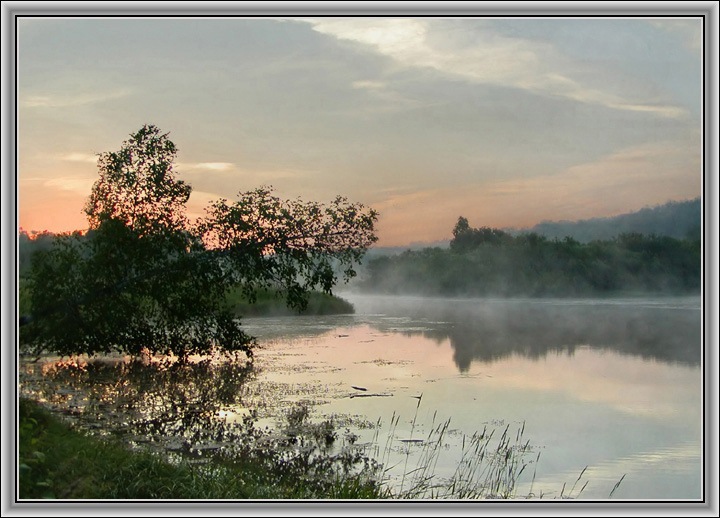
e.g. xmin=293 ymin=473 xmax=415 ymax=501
xmin=361 ymin=217 xmax=701 ymax=297
xmin=21 ymin=125 xmax=378 ymax=359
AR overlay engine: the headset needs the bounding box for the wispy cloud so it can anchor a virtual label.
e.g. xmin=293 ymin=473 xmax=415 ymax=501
xmin=59 ymin=152 xmax=98 ymax=164
xmin=304 ymin=18 xmax=687 ymax=118
xmin=178 ymin=162 xmax=235 ymax=172
xmin=471 ymin=140 xmax=700 ymax=224
xmin=21 ymin=89 xmax=132 ymax=108
xmin=43 ymin=176 xmax=96 ymax=194
xmin=22 ymin=172 xmax=95 ymax=192
xmin=352 ymin=80 xmax=385 ymax=90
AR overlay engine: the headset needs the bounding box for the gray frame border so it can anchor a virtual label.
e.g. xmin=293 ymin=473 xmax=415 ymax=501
xmin=2 ymin=1 xmax=717 ymax=516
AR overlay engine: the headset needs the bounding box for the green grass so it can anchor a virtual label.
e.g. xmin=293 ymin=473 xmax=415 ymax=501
xmin=19 ymin=398 xmax=247 ymax=499
xmin=225 ymin=287 xmax=355 ymax=317
xmin=18 ymin=398 xmax=385 ymax=500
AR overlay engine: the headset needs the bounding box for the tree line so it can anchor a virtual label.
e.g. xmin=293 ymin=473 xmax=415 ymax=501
xmin=359 ymin=216 xmax=701 ymax=297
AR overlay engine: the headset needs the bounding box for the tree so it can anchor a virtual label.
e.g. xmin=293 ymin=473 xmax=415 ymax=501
xmin=18 ymin=229 xmax=57 ymax=277
xmin=22 ymin=125 xmax=378 ymax=360
xmin=84 ymin=125 xmax=190 ymax=237
xmin=198 ymin=187 xmax=378 ymax=310
xmin=450 ymin=216 xmax=509 ymax=252
xmin=452 ymin=216 xmax=470 ymax=239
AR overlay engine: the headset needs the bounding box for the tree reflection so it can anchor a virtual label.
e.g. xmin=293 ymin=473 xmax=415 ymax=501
xmin=358 ymin=297 xmax=701 ymax=372
xmin=19 ymin=353 xmax=384 ymax=497
xmin=21 ymin=353 xmax=256 ymax=448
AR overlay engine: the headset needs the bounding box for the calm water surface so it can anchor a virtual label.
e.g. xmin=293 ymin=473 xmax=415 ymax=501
xmin=239 ymin=293 xmax=703 ymax=500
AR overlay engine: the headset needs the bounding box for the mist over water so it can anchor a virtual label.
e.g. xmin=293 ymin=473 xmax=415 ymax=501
xmin=242 ymin=292 xmax=703 ymax=500
xmin=346 ymin=293 xmax=702 ymax=369
xmin=246 ymin=293 xmax=701 ymax=370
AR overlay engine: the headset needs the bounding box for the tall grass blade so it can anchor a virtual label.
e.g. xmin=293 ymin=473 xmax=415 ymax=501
xmin=609 ymin=473 xmax=626 ymax=499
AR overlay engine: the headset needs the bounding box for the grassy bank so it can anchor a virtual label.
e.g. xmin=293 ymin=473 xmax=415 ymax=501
xmin=18 ymin=398 xmax=384 ymax=499
xmin=225 ymin=287 xmax=355 ymax=317
xmin=19 ymin=280 xmax=354 ymax=323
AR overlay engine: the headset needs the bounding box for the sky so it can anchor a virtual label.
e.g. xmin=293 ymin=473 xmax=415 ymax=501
xmin=16 ymin=15 xmax=703 ymax=247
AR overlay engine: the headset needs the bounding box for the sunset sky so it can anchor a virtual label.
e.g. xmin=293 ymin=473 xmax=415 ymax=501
xmin=17 ymin=15 xmax=703 ymax=246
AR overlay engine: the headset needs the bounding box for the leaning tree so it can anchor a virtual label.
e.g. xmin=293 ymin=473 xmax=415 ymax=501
xmin=22 ymin=125 xmax=378 ymax=360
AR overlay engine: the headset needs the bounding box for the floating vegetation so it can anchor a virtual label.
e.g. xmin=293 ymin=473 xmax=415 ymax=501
xmin=19 ymin=352 xmax=624 ymax=500
xmin=355 ymin=359 xmax=412 ymax=366
xmin=348 ymin=393 xmax=394 ymax=399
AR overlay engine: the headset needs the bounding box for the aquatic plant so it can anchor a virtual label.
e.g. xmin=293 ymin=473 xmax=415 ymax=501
xmin=18 ymin=354 xmax=624 ymax=500
xmin=368 ymin=396 xmax=536 ymax=499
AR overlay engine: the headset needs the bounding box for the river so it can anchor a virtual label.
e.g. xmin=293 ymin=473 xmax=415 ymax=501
xmin=238 ymin=293 xmax=703 ymax=500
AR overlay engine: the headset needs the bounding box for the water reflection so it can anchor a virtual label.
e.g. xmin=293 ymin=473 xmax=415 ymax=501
xmin=345 ymin=295 xmax=701 ymax=371
xmin=21 ymin=354 xmax=255 ymax=449
xmin=19 ymin=353 xmax=391 ymax=497
xmin=241 ymin=320 xmax=701 ymax=499
xmin=18 ymin=294 xmax=703 ymax=500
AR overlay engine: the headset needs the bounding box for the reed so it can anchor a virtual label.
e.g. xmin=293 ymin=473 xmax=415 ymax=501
xmin=367 ymin=398 xmax=627 ymax=500
xmin=368 ymin=398 xmax=536 ymax=499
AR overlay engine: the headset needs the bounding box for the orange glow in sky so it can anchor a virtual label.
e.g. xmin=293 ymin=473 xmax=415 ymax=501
xmin=16 ymin=16 xmax=703 ymax=247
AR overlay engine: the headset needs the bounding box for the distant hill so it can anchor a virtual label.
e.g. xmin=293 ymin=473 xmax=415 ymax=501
xmin=519 ymin=198 xmax=701 ymax=243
